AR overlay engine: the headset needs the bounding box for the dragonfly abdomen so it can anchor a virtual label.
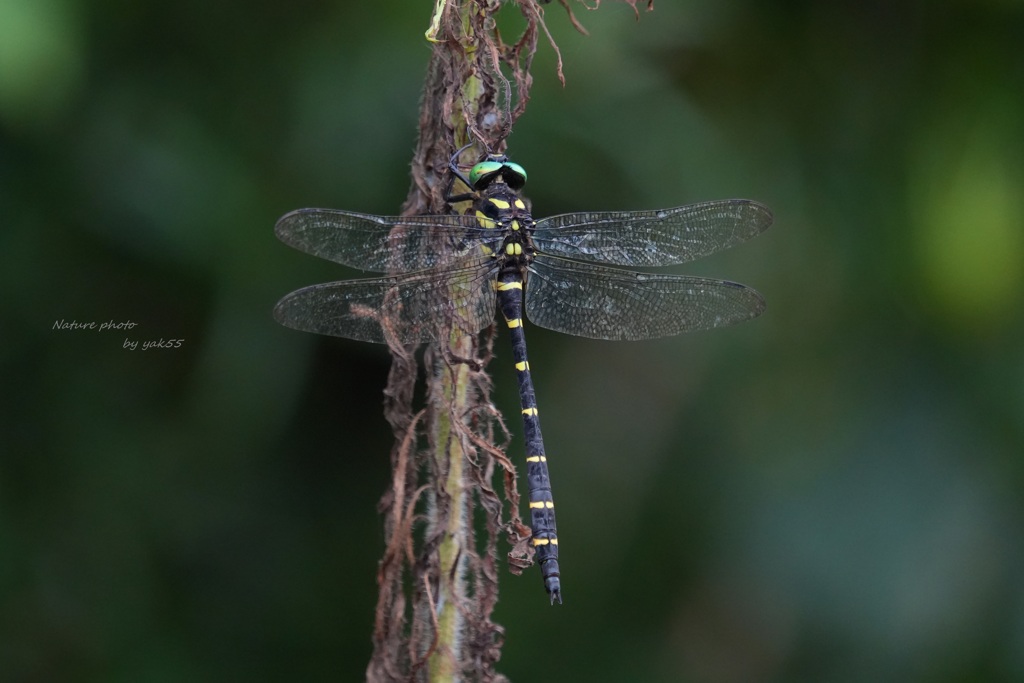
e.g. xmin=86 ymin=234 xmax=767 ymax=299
xmin=497 ymin=272 xmax=561 ymax=604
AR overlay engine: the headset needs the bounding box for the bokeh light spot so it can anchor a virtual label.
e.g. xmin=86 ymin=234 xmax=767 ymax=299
xmin=0 ymin=0 xmax=83 ymax=127
xmin=911 ymin=106 xmax=1023 ymax=331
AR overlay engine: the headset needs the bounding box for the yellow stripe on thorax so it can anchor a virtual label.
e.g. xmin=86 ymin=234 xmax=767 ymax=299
xmin=489 ymin=198 xmax=511 ymax=210
xmin=497 ymin=281 xmax=522 ymax=291
xmin=475 ymin=210 xmax=497 ymax=229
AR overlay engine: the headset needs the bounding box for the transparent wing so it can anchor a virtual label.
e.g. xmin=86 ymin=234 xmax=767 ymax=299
xmin=532 ymin=199 xmax=772 ymax=267
xmin=525 ymin=256 xmax=765 ymax=340
xmin=274 ymin=258 xmax=498 ymax=344
xmin=275 ymin=209 xmax=501 ymax=273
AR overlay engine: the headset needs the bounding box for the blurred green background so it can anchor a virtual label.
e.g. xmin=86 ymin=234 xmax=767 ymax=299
xmin=3 ymin=1 xmax=1023 ymax=681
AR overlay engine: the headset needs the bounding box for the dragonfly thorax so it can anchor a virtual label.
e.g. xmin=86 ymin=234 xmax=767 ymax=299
xmin=473 ymin=184 xmax=537 ymax=270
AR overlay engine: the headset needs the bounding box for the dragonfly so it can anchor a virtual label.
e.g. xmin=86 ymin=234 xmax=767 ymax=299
xmin=273 ymin=146 xmax=773 ymax=604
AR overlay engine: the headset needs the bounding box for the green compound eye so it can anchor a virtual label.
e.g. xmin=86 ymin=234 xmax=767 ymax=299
xmin=502 ymin=162 xmax=527 ymax=189
xmin=469 ymin=160 xmax=504 ymax=187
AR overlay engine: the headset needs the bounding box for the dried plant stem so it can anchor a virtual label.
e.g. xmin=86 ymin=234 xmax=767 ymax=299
xmin=428 ymin=333 xmax=473 ymax=681
xmin=367 ymin=2 xmax=561 ymax=681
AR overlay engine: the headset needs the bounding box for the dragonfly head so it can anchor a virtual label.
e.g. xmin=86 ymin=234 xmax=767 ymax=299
xmin=469 ymin=155 xmax=527 ymax=191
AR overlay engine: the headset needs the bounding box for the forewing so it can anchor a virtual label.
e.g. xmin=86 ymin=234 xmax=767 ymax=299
xmin=532 ymin=199 xmax=772 ymax=267
xmin=274 ymin=258 xmax=498 ymax=344
xmin=275 ymin=209 xmax=500 ymax=273
xmin=525 ymin=256 xmax=765 ymax=340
